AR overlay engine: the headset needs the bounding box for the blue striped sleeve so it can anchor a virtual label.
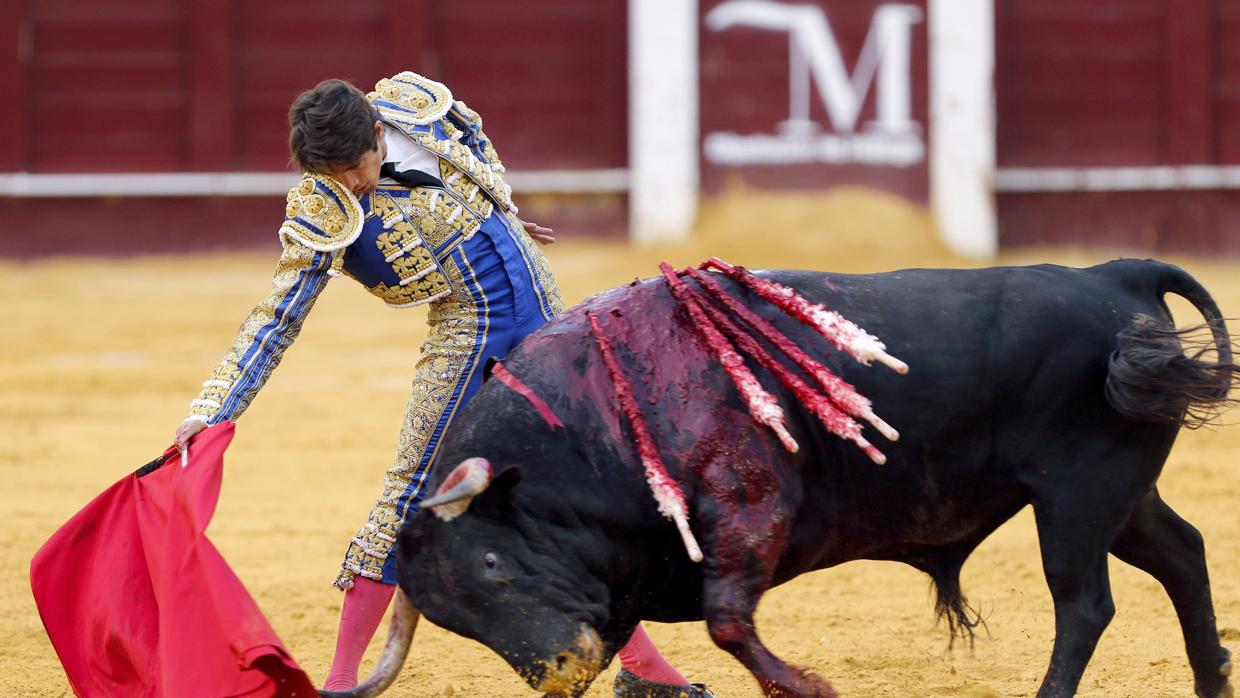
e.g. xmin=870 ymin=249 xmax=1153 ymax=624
xmin=188 ymin=240 xmax=336 ymax=424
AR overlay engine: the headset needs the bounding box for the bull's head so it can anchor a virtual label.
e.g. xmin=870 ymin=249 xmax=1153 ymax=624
xmin=333 ymin=451 xmax=622 ymax=698
xmin=412 ymin=456 xmax=612 ymax=694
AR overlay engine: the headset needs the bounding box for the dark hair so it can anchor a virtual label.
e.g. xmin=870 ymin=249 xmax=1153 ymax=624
xmin=288 ymin=79 xmax=381 ymax=172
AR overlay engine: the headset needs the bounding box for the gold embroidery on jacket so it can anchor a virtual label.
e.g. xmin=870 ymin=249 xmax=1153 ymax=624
xmin=409 ymin=130 xmax=514 ymax=213
xmin=369 ymin=72 xmax=454 ymax=126
xmin=278 ymin=174 xmax=364 ymax=251
xmin=358 ymin=187 xmax=498 ymax=308
xmin=454 ymin=100 xmax=508 ymax=178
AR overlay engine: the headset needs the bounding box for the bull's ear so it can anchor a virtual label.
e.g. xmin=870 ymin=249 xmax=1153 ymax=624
xmin=472 ymin=466 xmax=523 ymax=520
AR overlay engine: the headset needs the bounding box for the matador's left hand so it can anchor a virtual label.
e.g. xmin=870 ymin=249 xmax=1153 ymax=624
xmin=521 ymin=219 xmax=556 ymax=245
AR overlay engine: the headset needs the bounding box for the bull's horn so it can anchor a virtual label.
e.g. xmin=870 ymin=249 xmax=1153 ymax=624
xmin=420 ymin=457 xmax=493 ymax=521
xmin=318 ymin=587 xmax=420 ymax=698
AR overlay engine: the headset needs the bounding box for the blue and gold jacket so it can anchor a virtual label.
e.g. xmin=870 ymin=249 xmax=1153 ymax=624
xmin=187 ymin=71 xmax=555 ymax=424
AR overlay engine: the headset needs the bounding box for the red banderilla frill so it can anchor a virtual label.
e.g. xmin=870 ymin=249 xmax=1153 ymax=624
xmin=660 ymin=263 xmax=800 ymax=452
xmin=588 ymin=312 xmax=704 ymax=563
xmin=702 ymin=257 xmax=910 ymax=375
xmin=677 ymin=268 xmax=888 ymax=464
xmin=683 ymin=266 xmax=899 ymax=443
xmin=585 ymin=258 xmax=905 ymax=563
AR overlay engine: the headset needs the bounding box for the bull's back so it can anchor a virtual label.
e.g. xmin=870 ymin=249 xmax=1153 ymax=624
xmin=765 ymin=262 xmax=1177 ymax=567
xmin=779 ymin=262 xmax=1157 ymax=435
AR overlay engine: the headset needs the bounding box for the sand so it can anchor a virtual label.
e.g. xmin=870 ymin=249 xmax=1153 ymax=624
xmin=3 ymin=187 xmax=1237 ymax=697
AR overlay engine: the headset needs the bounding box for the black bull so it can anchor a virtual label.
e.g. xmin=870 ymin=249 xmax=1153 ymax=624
xmin=341 ymin=260 xmax=1238 ymax=698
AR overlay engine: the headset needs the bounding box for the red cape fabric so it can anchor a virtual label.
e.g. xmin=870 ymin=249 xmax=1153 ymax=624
xmin=30 ymin=422 xmax=318 ymax=697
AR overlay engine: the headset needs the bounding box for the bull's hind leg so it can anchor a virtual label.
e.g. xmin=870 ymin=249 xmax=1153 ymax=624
xmin=1031 ymin=489 xmax=1133 ymax=697
xmin=1110 ymin=489 xmax=1233 ymax=698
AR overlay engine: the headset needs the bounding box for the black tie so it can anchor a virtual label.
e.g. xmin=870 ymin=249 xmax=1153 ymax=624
xmin=380 ymin=162 xmax=444 ymax=189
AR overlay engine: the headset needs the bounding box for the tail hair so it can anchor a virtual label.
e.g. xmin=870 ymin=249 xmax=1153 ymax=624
xmin=1105 ymin=315 xmax=1238 ymax=429
xmin=920 ymin=550 xmax=989 ymax=648
xmin=930 ymin=571 xmax=988 ymax=648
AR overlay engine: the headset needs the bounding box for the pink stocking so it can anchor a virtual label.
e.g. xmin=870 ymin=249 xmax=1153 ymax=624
xmin=323 ymin=577 xmax=396 ymax=690
xmin=617 ymin=623 xmax=688 ymax=685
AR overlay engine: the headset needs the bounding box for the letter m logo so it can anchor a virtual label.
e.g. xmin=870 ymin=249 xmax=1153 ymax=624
xmin=706 ymin=0 xmax=923 ymax=136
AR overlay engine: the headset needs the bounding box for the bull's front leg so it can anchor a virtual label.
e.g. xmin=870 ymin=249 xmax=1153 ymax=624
xmin=688 ymin=423 xmax=830 ymax=695
xmin=702 ymin=572 xmax=838 ymax=698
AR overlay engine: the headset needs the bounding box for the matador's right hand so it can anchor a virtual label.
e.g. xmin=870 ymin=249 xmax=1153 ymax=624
xmin=175 ymin=417 xmax=208 ymax=452
xmin=520 ymin=219 xmax=556 ymax=245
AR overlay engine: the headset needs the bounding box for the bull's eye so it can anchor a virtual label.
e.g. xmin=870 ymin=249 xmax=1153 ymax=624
xmin=483 ymin=552 xmax=499 ymax=569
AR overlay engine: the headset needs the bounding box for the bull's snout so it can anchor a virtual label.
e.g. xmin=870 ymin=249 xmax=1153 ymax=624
xmin=531 ymin=623 xmax=604 ymax=696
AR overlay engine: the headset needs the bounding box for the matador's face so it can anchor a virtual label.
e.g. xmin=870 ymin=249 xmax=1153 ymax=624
xmin=322 ymin=121 xmax=388 ymax=196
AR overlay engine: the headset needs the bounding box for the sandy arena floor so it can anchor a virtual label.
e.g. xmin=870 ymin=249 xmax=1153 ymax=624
xmin=4 ymin=189 xmax=1238 ymax=697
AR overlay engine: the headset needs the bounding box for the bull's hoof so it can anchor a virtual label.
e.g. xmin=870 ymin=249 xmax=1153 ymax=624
xmin=613 ymin=668 xmax=717 ymax=698
xmin=1198 ymin=649 xmax=1234 ymax=698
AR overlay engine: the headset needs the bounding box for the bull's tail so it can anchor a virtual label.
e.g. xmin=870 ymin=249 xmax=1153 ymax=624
xmin=1105 ymin=262 xmax=1238 ymax=429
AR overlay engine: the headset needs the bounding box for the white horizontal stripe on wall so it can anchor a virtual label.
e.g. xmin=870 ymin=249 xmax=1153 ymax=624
xmin=995 ymin=166 xmax=1240 ymax=193
xmin=0 ymin=169 xmax=631 ymax=197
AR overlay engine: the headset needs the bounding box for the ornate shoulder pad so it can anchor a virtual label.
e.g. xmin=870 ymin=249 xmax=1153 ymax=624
xmin=452 ymin=99 xmax=506 ymax=175
xmin=368 ymin=71 xmax=454 ymax=126
xmin=452 ymin=99 xmax=483 ymax=129
xmin=278 ymin=173 xmax=364 ymax=251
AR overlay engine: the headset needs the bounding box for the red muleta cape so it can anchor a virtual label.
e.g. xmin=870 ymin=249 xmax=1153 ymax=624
xmin=30 ymin=422 xmax=317 ymax=697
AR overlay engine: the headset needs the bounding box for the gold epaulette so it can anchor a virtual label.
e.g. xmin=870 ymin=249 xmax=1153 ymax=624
xmin=368 ymin=72 xmax=454 ymax=126
xmin=452 ymin=99 xmax=507 ymax=177
xmin=452 ymin=99 xmax=483 ymax=130
xmin=278 ymin=173 xmax=364 ymax=251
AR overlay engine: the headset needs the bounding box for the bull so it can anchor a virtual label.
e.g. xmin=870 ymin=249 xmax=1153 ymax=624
xmin=324 ymin=259 xmax=1236 ymax=698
